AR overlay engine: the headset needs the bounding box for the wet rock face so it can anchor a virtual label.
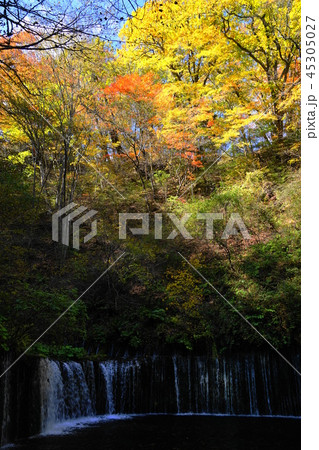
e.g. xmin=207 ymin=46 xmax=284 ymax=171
xmin=0 ymin=352 xmax=301 ymax=446
xmin=0 ymin=355 xmax=41 ymax=447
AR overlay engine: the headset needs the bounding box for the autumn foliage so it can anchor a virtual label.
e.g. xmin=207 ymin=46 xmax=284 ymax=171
xmin=0 ymin=0 xmax=300 ymax=354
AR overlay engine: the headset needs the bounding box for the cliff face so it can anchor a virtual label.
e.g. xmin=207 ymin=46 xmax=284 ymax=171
xmin=0 ymin=354 xmax=41 ymax=447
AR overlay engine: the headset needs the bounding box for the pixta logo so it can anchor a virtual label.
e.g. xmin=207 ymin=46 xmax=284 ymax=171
xmin=119 ymin=213 xmax=251 ymax=240
xmin=52 ymin=203 xmax=97 ymax=250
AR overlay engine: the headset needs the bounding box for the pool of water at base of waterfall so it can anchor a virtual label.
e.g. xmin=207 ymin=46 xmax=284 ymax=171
xmin=6 ymin=415 xmax=301 ymax=450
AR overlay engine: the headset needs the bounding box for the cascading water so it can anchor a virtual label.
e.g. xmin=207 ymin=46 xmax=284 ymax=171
xmin=99 ymin=361 xmax=116 ymax=414
xmin=39 ymin=359 xmax=64 ymax=432
xmin=99 ymin=359 xmax=142 ymax=414
xmin=172 ymin=356 xmax=181 ymax=413
xmin=39 ymin=353 xmax=300 ymax=421
xmin=39 ymin=360 xmax=94 ymax=432
xmin=0 ymin=351 xmax=301 ymax=446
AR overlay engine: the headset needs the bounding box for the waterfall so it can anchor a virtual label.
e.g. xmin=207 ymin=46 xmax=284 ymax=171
xmin=39 ymin=360 xmax=94 ymax=432
xmin=94 ymin=353 xmax=299 ymax=417
xmin=172 ymin=356 xmax=181 ymax=413
xmin=62 ymin=361 xmax=93 ymax=418
xmin=39 ymin=359 xmax=64 ymax=432
xmin=100 ymin=361 xmax=116 ymax=414
xmin=83 ymin=361 xmax=96 ymax=414
xmin=99 ymin=359 xmax=141 ymax=414
xmin=0 ymin=351 xmax=301 ymax=445
xmin=260 ymin=354 xmax=272 ymax=415
xmin=245 ymin=355 xmax=259 ymax=415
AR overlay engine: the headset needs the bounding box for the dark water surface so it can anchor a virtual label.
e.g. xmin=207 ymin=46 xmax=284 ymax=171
xmin=11 ymin=415 xmax=300 ymax=450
